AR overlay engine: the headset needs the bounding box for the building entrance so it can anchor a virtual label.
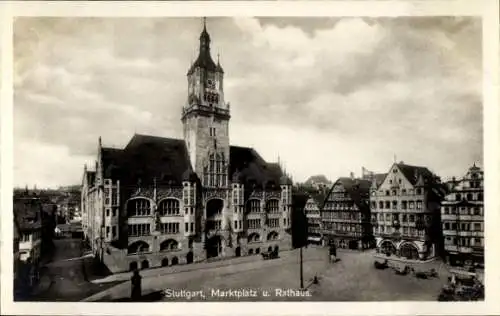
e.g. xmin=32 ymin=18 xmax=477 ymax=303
xmin=206 ymin=235 xmax=222 ymax=259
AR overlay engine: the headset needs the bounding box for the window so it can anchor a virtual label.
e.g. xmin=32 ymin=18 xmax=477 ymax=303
xmin=392 ymin=201 xmax=397 ymax=209
xmin=104 ymin=188 xmax=110 ymax=205
xmin=160 ymin=222 xmax=180 ymax=234
xmin=385 ymin=201 xmax=390 ymax=209
xmin=402 ymin=214 xmax=407 ymax=222
xmin=160 ymin=239 xmax=179 ymax=251
xmin=474 ymin=223 xmax=481 ymax=231
xmin=248 ymin=233 xmax=260 ymax=243
xmin=402 ymin=201 xmax=407 ymax=210
xmin=266 ymin=200 xmax=279 ymax=213
xmin=444 ymin=222 xmax=450 ymax=230
xmin=247 ymin=199 xmax=260 ymax=213
xmin=416 ymin=200 xmax=423 ymax=209
xmin=416 ymin=188 xmax=422 ymax=195
xmin=112 ymin=226 xmax=117 ymax=238
xmin=409 ymin=215 xmax=415 ymax=222
xmin=106 ymin=226 xmax=110 ymax=237
xmin=378 ymin=201 xmax=383 ymax=209
xmin=128 ymin=224 xmax=151 ymax=237
xmin=206 ymin=220 xmax=222 ymax=230
xmin=204 ymin=153 xmax=226 ymax=187
xmin=185 ymin=223 xmax=189 ymax=232
xmin=112 ymin=208 xmax=116 ymax=217
xmin=392 ymin=190 xmax=397 ymax=196
xmin=127 ymin=241 xmax=150 ymax=254
xmin=409 ymin=201 xmax=415 ymax=209
xmin=106 ymin=209 xmax=110 ymax=217
xmin=159 ymin=199 xmax=180 ymax=216
xmin=267 ymin=218 xmax=279 ymax=228
xmin=111 ymin=189 xmax=118 ymax=205
xmin=474 ymin=207 xmax=480 ymax=215
xmin=247 ymin=219 xmax=261 ymax=229
xmin=128 ymin=199 xmax=151 ymax=216
xmin=385 ymin=190 xmax=390 ymax=196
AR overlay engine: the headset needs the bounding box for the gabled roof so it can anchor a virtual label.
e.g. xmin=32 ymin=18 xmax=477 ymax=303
xmin=96 ymin=135 xmax=285 ymax=188
xmin=310 ymin=193 xmax=326 ymax=207
xmin=13 ymin=197 xmax=42 ymax=231
xmin=329 ymin=177 xmax=371 ymax=209
xmin=229 ymin=146 xmax=285 ymax=188
xmin=118 ymin=134 xmax=191 ymax=185
xmin=396 ymin=163 xmax=436 ymax=186
xmin=372 ymin=173 xmax=387 ymax=187
xmin=102 ymin=147 xmax=123 ymax=178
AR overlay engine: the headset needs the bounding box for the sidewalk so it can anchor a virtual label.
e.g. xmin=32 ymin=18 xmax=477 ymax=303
xmin=82 ymin=248 xmax=325 ymax=302
xmin=90 ymin=249 xmax=295 ymax=285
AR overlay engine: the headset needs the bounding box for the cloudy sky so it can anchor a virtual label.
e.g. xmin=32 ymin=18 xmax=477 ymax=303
xmin=13 ymin=16 xmax=482 ymax=188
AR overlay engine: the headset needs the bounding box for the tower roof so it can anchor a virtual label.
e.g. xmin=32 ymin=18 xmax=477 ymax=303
xmin=187 ymin=18 xmax=219 ymax=75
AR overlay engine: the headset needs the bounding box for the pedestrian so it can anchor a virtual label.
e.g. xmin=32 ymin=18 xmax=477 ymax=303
xmin=329 ymin=244 xmax=337 ymax=263
xmin=131 ymin=269 xmax=142 ymax=301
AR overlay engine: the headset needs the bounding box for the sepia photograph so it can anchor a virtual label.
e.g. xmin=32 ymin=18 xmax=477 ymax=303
xmin=1 ymin=0 xmax=499 ymax=315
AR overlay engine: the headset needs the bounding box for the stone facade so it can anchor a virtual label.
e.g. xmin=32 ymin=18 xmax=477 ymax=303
xmin=441 ymin=164 xmax=484 ymax=266
xmin=81 ymin=20 xmax=292 ymax=273
xmin=370 ymin=163 xmax=446 ymax=261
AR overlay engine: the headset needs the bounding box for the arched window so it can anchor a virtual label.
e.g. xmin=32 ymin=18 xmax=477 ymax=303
xmin=160 ymin=239 xmax=179 ymax=252
xmin=248 ymin=233 xmax=260 ymax=243
xmin=128 ymin=199 xmax=151 ymax=216
xmin=267 ymin=231 xmax=279 ymax=241
xmin=204 ymin=152 xmax=227 ymax=187
xmin=246 ymin=199 xmax=260 ymax=214
xmin=127 ymin=241 xmax=150 ymax=254
xmin=266 ymin=199 xmax=279 ymax=213
xmin=158 ymin=199 xmax=180 ymax=216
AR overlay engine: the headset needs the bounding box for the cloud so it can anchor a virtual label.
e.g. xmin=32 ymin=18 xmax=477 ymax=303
xmin=13 ymin=17 xmax=482 ymax=187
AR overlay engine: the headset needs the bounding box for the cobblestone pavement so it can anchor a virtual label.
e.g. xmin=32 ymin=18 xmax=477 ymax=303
xmin=85 ymin=247 xmax=450 ymax=302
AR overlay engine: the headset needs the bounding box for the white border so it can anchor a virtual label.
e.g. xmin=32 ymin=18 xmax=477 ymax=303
xmin=1 ymin=0 xmax=499 ymax=315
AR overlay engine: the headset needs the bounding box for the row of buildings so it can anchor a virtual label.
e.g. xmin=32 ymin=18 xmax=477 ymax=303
xmin=13 ymin=191 xmax=58 ymax=299
xmin=303 ymin=163 xmax=484 ymax=266
xmin=80 ymin=20 xmax=483 ymax=274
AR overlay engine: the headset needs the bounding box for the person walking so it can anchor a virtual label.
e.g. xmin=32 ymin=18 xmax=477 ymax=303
xmin=329 ymin=243 xmax=337 ymax=263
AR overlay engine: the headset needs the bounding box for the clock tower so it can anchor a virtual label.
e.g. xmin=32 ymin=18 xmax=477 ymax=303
xmin=182 ymin=18 xmax=230 ymax=188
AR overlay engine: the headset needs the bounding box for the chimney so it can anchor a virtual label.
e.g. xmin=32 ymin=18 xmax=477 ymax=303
xmin=350 ymin=172 xmax=355 ymax=180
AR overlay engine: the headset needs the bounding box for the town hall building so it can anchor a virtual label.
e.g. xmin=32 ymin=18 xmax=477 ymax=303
xmin=81 ymin=20 xmax=293 ymax=273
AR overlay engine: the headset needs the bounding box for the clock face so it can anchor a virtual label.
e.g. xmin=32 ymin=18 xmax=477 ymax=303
xmin=207 ymin=79 xmax=215 ymax=89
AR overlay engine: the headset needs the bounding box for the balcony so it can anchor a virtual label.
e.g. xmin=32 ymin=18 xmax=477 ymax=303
xmin=444 ymin=245 xmax=458 ymax=252
xmin=458 ymin=246 xmax=472 ymax=253
xmin=441 ymin=214 xmax=457 ymax=220
xmin=442 ymin=230 xmax=457 ymax=236
xmin=472 ymin=246 xmax=484 ymax=254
